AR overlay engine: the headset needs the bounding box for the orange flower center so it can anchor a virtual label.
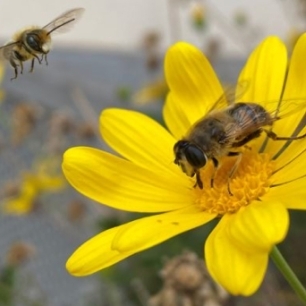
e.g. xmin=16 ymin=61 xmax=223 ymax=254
xmin=194 ymin=151 xmax=275 ymax=215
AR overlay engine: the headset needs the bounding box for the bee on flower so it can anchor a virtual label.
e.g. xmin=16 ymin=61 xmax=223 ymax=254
xmin=63 ymin=34 xmax=306 ymax=296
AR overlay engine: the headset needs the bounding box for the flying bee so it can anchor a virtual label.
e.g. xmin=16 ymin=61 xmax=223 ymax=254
xmin=173 ymin=95 xmax=306 ymax=194
xmin=0 ymin=8 xmax=84 ymax=80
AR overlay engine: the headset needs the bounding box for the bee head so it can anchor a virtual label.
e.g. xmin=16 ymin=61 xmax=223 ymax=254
xmin=173 ymin=140 xmax=207 ymax=176
xmin=25 ymin=31 xmax=51 ymax=54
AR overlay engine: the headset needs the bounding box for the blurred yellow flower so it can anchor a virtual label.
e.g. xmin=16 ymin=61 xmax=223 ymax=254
xmin=132 ymin=79 xmax=168 ymax=105
xmin=287 ymin=27 xmax=303 ymax=53
xmin=62 ymin=35 xmax=306 ymax=296
xmin=3 ymin=158 xmax=65 ymax=214
xmin=190 ymin=3 xmax=206 ymax=30
xmin=0 ymin=60 xmax=5 ymax=102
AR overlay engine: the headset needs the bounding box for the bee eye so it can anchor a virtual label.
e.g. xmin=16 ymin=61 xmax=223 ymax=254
xmin=185 ymin=145 xmax=207 ymax=168
xmin=26 ymin=34 xmax=41 ymax=51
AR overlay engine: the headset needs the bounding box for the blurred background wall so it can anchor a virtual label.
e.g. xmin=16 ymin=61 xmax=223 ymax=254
xmin=0 ymin=0 xmax=303 ymax=56
xmin=0 ymin=1 xmax=306 ymax=306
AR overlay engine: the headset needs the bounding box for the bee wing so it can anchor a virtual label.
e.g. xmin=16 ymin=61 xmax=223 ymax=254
xmin=264 ymin=98 xmax=306 ymax=120
xmin=43 ymin=8 xmax=85 ymax=35
xmin=207 ymin=80 xmax=250 ymax=113
xmin=224 ymin=110 xmax=257 ymax=140
xmin=223 ymin=98 xmax=306 ymax=143
xmin=0 ymin=42 xmax=18 ymax=60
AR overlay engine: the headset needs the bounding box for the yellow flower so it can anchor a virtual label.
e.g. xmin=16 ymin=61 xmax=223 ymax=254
xmin=132 ymin=79 xmax=168 ymax=105
xmin=62 ymin=35 xmax=306 ymax=296
xmin=3 ymin=176 xmax=38 ymax=214
xmin=3 ymin=158 xmax=65 ymax=214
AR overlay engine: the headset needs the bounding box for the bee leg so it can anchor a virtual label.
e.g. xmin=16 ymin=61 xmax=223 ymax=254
xmin=26 ymin=48 xmax=41 ymax=64
xmin=30 ymin=59 xmax=35 ymax=73
xmin=17 ymin=61 xmax=23 ymax=75
xmin=227 ymin=152 xmax=240 ymax=156
xmin=11 ymin=68 xmax=18 ymax=80
xmin=9 ymin=60 xmax=18 ymax=80
xmin=232 ymin=130 xmax=262 ymax=148
xmin=33 ymin=54 xmax=42 ymax=64
xmin=210 ymin=158 xmax=219 ymax=187
xmin=195 ymin=171 xmax=203 ymax=189
xmin=39 ymin=54 xmax=48 ymax=66
xmin=263 ymin=129 xmax=306 ymax=141
xmin=227 ymin=152 xmax=242 ymax=196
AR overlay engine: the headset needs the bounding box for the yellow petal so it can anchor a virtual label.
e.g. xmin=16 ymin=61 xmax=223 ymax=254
xmin=3 ymin=177 xmax=38 ymax=214
xmin=237 ymin=36 xmax=287 ymax=103
xmin=271 ymin=140 xmax=306 ymax=171
xmin=100 ymin=108 xmax=181 ymax=176
xmin=265 ymin=33 xmax=306 ymax=158
xmin=3 ymin=195 xmax=35 ymax=214
xmin=66 ymin=224 xmax=136 ymax=276
xmin=264 ymin=178 xmax=306 ymax=209
xmin=62 ymin=147 xmax=192 ymax=212
xmin=272 ymin=148 xmax=306 ymax=183
xmin=112 ymin=206 xmax=216 ymax=252
xmin=237 ymin=37 xmax=287 ymax=152
xmin=227 ymin=200 xmax=289 ymax=251
xmin=133 ymin=79 xmax=168 ymax=105
xmin=163 ymin=42 xmax=224 ymax=135
xmin=267 ymin=34 xmax=306 ymax=160
xmin=163 ymin=93 xmax=192 ymax=139
xmin=280 ymin=33 xmax=306 ymax=120
xmin=67 ymin=208 xmax=216 ymax=276
xmin=36 ymin=175 xmax=65 ymax=191
xmin=21 ymin=177 xmax=39 ymax=198
xmin=205 ymin=215 xmax=269 ymax=296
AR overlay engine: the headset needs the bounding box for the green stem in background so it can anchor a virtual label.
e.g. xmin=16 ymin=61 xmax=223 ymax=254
xmin=271 ymin=246 xmax=306 ymax=304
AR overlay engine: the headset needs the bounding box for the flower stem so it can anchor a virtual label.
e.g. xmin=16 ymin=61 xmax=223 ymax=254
xmin=271 ymin=246 xmax=306 ymax=303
